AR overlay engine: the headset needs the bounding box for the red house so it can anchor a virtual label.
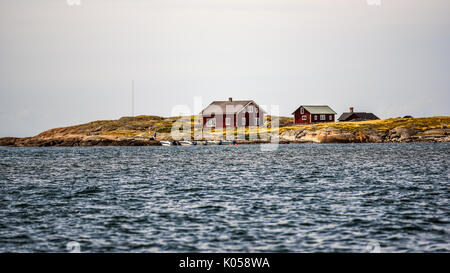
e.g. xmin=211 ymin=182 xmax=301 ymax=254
xmin=201 ymin=98 xmax=265 ymax=129
xmin=292 ymin=105 xmax=336 ymax=124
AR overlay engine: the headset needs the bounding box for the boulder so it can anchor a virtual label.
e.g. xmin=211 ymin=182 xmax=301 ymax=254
xmin=388 ymin=127 xmax=417 ymax=141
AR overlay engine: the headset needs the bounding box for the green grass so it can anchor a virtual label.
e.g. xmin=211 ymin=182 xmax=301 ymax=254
xmin=279 ymin=116 xmax=450 ymax=134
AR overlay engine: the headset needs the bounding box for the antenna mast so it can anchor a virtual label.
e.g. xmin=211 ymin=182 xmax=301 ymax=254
xmin=131 ymin=80 xmax=135 ymax=117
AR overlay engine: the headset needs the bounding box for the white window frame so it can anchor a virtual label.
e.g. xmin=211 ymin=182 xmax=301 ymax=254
xmin=320 ymin=115 xmax=325 ymax=121
xmin=241 ymin=117 xmax=246 ymax=126
xmin=302 ymin=115 xmax=307 ymax=121
xmin=248 ymin=106 xmax=254 ymax=113
xmin=254 ymin=118 xmax=259 ymax=126
xmin=300 ymin=108 xmax=304 ymax=114
xmin=207 ymin=118 xmax=216 ymax=127
xmin=225 ymin=117 xmax=231 ymax=126
xmin=329 ymin=115 xmax=333 ymax=121
xmin=314 ymin=115 xmax=318 ymax=121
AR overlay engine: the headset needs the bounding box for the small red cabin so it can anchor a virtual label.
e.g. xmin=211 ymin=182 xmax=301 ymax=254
xmin=338 ymin=107 xmax=380 ymax=122
xmin=201 ymin=98 xmax=265 ymax=129
xmin=292 ymin=105 xmax=336 ymax=124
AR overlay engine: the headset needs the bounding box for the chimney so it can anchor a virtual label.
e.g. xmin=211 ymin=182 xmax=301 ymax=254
xmin=228 ymin=97 xmax=233 ymax=102
xmin=350 ymin=107 xmax=354 ymax=113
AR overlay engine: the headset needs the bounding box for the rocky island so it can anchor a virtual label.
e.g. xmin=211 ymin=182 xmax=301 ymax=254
xmin=0 ymin=116 xmax=449 ymax=147
xmin=279 ymin=116 xmax=450 ymax=144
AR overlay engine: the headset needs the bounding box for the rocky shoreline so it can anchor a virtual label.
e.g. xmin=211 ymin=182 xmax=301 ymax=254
xmin=1 ymin=116 xmax=449 ymax=147
xmin=0 ymin=136 xmax=161 ymax=147
xmin=0 ymin=136 xmax=277 ymax=147
xmin=279 ymin=126 xmax=450 ymax=144
xmin=1 ymin=128 xmax=448 ymax=147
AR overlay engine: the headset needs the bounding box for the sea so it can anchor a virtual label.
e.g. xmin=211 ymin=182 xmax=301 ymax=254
xmin=0 ymin=143 xmax=449 ymax=252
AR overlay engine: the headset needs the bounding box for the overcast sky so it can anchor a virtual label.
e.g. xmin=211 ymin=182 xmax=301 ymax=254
xmin=1 ymin=0 xmax=449 ymax=137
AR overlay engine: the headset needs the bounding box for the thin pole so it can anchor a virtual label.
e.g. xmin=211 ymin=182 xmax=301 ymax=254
xmin=131 ymin=80 xmax=134 ymax=117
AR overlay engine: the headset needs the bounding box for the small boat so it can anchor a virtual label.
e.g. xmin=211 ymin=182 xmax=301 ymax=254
xmin=206 ymin=140 xmax=221 ymax=145
xmin=220 ymin=140 xmax=234 ymax=145
xmin=196 ymin=140 xmax=208 ymax=145
xmin=179 ymin=140 xmax=196 ymax=146
xmin=160 ymin=141 xmax=173 ymax=146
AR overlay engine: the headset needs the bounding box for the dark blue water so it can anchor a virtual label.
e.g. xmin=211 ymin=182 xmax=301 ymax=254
xmin=0 ymin=143 xmax=449 ymax=252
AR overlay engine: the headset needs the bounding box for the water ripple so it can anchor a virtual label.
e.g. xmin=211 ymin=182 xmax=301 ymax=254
xmin=0 ymin=143 xmax=449 ymax=252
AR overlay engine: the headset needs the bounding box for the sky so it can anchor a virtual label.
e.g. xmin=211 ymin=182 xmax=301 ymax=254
xmin=0 ymin=0 xmax=449 ymax=137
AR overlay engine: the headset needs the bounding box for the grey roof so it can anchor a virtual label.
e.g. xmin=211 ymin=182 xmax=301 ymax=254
xmin=338 ymin=112 xmax=380 ymax=121
xmin=201 ymin=100 xmax=266 ymax=115
xmin=292 ymin=105 xmax=337 ymax=115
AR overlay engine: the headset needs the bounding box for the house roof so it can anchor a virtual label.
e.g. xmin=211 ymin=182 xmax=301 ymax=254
xmin=201 ymin=100 xmax=266 ymax=115
xmin=338 ymin=112 xmax=379 ymax=121
xmin=292 ymin=105 xmax=337 ymax=115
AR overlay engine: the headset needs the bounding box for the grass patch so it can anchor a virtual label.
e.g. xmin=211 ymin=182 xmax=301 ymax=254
xmin=37 ymin=115 xmax=450 ymax=140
